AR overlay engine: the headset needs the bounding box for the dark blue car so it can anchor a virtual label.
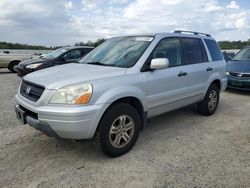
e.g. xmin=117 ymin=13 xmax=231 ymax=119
xmin=226 ymin=46 xmax=250 ymax=91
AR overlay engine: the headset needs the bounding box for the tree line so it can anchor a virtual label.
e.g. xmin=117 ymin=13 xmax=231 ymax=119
xmin=74 ymin=39 xmax=106 ymax=47
xmin=0 ymin=41 xmax=53 ymax=50
xmin=1 ymin=38 xmax=250 ymax=50
xmin=218 ymin=39 xmax=250 ymax=50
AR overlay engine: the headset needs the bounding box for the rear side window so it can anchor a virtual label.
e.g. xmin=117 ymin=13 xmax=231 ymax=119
xmin=182 ymin=38 xmax=206 ymax=65
xmin=204 ymin=39 xmax=223 ymax=61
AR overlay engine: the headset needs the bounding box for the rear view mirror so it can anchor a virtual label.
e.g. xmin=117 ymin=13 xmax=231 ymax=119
xmin=150 ymin=58 xmax=169 ymax=70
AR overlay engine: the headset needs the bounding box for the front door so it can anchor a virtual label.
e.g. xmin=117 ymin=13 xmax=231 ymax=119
xmin=146 ymin=38 xmax=188 ymax=117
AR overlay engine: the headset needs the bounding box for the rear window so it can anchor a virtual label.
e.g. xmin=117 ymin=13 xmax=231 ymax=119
xmin=182 ymin=38 xmax=207 ymax=65
xmin=204 ymin=39 xmax=223 ymax=61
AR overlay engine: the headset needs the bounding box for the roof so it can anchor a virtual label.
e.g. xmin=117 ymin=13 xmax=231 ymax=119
xmin=112 ymin=30 xmax=213 ymax=40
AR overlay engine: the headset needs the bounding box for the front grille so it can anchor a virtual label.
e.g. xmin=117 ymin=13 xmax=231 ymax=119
xmin=20 ymin=80 xmax=45 ymax=102
xmin=228 ymin=72 xmax=250 ymax=80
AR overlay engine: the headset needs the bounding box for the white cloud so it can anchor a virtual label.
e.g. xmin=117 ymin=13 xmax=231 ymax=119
xmin=121 ymin=0 xmax=249 ymax=39
xmin=226 ymin=1 xmax=240 ymax=9
xmin=236 ymin=17 xmax=247 ymax=29
xmin=0 ymin=0 xmax=249 ymax=46
xmin=82 ymin=0 xmax=97 ymax=11
xmin=65 ymin=1 xmax=73 ymax=9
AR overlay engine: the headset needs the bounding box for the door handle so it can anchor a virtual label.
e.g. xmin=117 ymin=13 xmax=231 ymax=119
xmin=206 ymin=67 xmax=213 ymax=71
xmin=178 ymin=71 xmax=187 ymax=77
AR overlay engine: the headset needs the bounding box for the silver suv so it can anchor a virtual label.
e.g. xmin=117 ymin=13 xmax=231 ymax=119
xmin=15 ymin=31 xmax=227 ymax=157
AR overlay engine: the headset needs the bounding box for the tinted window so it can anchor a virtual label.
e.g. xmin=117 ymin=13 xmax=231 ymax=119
xmin=82 ymin=48 xmax=93 ymax=55
xmin=204 ymin=39 xmax=223 ymax=61
xmin=63 ymin=49 xmax=81 ymax=60
xmin=151 ymin=38 xmax=182 ymax=67
xmin=182 ymin=38 xmax=205 ymax=64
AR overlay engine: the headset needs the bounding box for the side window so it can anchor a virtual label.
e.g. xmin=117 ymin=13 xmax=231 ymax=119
xmin=182 ymin=38 xmax=205 ymax=64
xmin=63 ymin=49 xmax=81 ymax=60
xmin=151 ymin=38 xmax=182 ymax=67
xmin=204 ymin=39 xmax=223 ymax=61
xmin=82 ymin=48 xmax=93 ymax=56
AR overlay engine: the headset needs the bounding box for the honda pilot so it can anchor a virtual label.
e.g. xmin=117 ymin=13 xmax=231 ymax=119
xmin=15 ymin=31 xmax=227 ymax=157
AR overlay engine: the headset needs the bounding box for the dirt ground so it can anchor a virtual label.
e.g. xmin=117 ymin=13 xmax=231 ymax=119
xmin=0 ymin=68 xmax=250 ymax=188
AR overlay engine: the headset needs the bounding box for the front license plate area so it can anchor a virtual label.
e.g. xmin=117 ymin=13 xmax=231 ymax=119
xmin=15 ymin=105 xmax=27 ymax=124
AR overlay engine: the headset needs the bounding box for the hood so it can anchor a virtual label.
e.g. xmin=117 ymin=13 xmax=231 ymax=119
xmin=23 ymin=63 xmax=126 ymax=90
xmin=19 ymin=58 xmax=46 ymax=67
xmin=226 ymin=60 xmax=250 ymax=73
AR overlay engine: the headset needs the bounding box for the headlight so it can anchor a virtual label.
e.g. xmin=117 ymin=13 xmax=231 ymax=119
xmin=225 ymin=71 xmax=230 ymax=76
xmin=50 ymin=84 xmax=92 ymax=104
xmin=26 ymin=63 xmax=43 ymax=69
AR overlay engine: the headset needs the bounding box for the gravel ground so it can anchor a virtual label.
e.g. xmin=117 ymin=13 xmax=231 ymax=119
xmin=0 ymin=68 xmax=250 ymax=188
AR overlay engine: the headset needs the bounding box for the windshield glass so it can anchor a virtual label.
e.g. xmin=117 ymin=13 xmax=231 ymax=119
xmin=232 ymin=47 xmax=250 ymax=61
xmin=78 ymin=36 xmax=153 ymax=68
xmin=44 ymin=48 xmax=67 ymax=60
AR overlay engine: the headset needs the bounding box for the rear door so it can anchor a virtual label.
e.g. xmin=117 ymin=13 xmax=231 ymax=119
xmin=181 ymin=37 xmax=210 ymax=99
xmin=146 ymin=37 xmax=188 ymax=117
xmin=203 ymin=39 xmax=225 ymax=82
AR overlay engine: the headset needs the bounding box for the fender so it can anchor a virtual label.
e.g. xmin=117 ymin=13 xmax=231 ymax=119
xmin=203 ymin=72 xmax=222 ymax=98
xmin=95 ymin=85 xmax=147 ymax=108
xmin=87 ymin=85 xmax=147 ymax=138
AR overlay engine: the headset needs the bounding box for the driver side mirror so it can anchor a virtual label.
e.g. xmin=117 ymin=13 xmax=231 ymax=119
xmin=150 ymin=58 xmax=169 ymax=70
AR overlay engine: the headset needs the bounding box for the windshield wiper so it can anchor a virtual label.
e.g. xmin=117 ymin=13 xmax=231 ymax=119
xmin=86 ymin=62 xmax=111 ymax=66
xmin=86 ymin=62 xmax=126 ymax=68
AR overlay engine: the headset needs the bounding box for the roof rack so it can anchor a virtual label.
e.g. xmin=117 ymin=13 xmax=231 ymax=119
xmin=173 ymin=30 xmax=211 ymax=37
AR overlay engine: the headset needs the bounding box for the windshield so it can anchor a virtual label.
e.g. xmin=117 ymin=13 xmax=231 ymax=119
xmin=78 ymin=36 xmax=153 ymax=68
xmin=232 ymin=47 xmax=250 ymax=61
xmin=44 ymin=48 xmax=67 ymax=60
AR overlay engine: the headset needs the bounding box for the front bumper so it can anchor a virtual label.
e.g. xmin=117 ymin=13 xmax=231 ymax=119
xmin=15 ymin=94 xmax=105 ymax=139
xmin=226 ymin=76 xmax=250 ymax=91
xmin=15 ymin=106 xmax=59 ymax=137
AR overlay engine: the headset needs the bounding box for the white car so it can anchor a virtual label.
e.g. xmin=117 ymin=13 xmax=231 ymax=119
xmin=0 ymin=53 xmax=33 ymax=72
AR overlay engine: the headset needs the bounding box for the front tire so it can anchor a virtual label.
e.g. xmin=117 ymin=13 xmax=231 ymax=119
xmin=8 ymin=61 xmax=20 ymax=73
xmin=197 ymin=83 xmax=219 ymax=116
xmin=97 ymin=103 xmax=141 ymax=157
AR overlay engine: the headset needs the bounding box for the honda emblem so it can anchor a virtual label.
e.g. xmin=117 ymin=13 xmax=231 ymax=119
xmin=26 ymin=86 xmax=31 ymax=94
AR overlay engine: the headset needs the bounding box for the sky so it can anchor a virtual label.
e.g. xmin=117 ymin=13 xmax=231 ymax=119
xmin=0 ymin=0 xmax=249 ymax=46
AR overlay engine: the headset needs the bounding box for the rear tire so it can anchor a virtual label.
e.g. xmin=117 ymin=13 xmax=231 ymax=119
xmin=8 ymin=61 xmax=20 ymax=73
xmin=197 ymin=83 xmax=219 ymax=116
xmin=97 ymin=103 xmax=141 ymax=157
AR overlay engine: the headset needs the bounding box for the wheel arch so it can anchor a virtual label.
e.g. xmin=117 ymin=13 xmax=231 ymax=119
xmin=211 ymin=79 xmax=221 ymax=91
xmin=8 ymin=60 xmax=21 ymax=72
xmin=91 ymin=96 xmax=147 ymax=138
xmin=9 ymin=59 xmax=21 ymax=65
xmin=8 ymin=60 xmax=21 ymax=68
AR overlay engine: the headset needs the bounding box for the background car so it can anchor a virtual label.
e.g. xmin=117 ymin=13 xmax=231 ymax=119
xmin=226 ymin=46 xmax=250 ymax=90
xmin=16 ymin=46 xmax=94 ymax=77
xmin=0 ymin=53 xmax=33 ymax=73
